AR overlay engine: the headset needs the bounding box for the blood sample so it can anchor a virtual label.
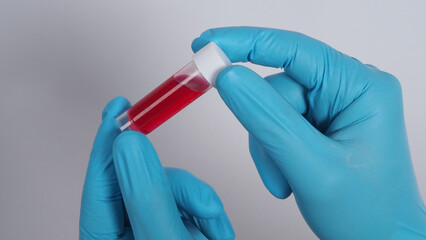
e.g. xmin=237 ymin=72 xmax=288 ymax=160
xmin=117 ymin=42 xmax=231 ymax=134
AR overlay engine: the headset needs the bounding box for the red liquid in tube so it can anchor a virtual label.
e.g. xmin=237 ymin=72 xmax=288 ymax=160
xmin=127 ymin=70 xmax=210 ymax=134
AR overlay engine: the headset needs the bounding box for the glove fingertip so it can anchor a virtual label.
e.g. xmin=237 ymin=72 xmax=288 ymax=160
xmin=166 ymin=168 xmax=224 ymax=219
xmin=249 ymin=136 xmax=293 ymax=200
xmin=194 ymin=211 xmax=236 ymax=240
xmin=113 ymin=130 xmax=152 ymax=155
xmin=215 ymin=65 xmax=259 ymax=106
xmin=191 ymin=38 xmax=209 ymax=53
xmin=191 ymin=29 xmax=216 ymax=53
xmin=102 ymin=96 xmax=131 ymax=120
xmin=114 ymin=130 xmax=138 ymax=146
xmin=216 ymin=65 xmax=251 ymax=88
xmin=268 ymin=185 xmax=292 ymax=199
xmin=195 ymin=190 xmax=224 ymax=219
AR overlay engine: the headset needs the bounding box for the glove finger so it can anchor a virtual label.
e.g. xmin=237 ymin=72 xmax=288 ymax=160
xmin=191 ymin=26 xmax=369 ymax=91
xmin=192 ymin=27 xmax=372 ymax=132
xmin=265 ymin=72 xmax=308 ymax=115
xmin=165 ymin=167 xmax=235 ymax=240
xmin=181 ymin=209 xmax=235 ymax=240
xmin=182 ymin=219 xmax=208 ymax=240
xmin=248 ymin=72 xmax=308 ymax=199
xmin=113 ymin=131 xmax=191 ymax=240
xmin=193 ymin=211 xmax=235 ymax=240
xmin=216 ymin=65 xmax=343 ymax=184
xmin=164 ymin=167 xmax=224 ymax=219
xmin=249 ymin=135 xmax=291 ymax=199
xmin=80 ymin=96 xmax=131 ymax=238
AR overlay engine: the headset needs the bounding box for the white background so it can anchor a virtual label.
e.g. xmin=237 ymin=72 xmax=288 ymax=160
xmin=0 ymin=0 xmax=425 ymax=239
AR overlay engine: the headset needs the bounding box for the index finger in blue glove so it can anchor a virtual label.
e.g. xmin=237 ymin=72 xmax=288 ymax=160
xmin=113 ymin=131 xmax=192 ymax=240
xmin=80 ymin=96 xmax=132 ymax=239
xmin=191 ymin=27 xmax=375 ymax=133
xmin=191 ymin=27 xmax=369 ymax=91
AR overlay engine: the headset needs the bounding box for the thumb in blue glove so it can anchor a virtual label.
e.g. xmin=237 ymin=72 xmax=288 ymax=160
xmin=192 ymin=27 xmax=426 ymax=240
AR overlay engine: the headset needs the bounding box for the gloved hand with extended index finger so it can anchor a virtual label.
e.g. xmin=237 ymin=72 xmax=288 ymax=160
xmin=192 ymin=27 xmax=426 ymax=240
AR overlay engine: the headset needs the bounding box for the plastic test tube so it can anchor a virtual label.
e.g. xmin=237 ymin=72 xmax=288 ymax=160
xmin=116 ymin=42 xmax=231 ymax=134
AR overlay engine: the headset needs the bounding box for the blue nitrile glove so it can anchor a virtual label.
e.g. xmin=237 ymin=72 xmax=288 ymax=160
xmin=79 ymin=97 xmax=235 ymax=240
xmin=192 ymin=27 xmax=426 ymax=240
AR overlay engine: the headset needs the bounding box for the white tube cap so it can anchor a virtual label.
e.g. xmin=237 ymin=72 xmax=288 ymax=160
xmin=192 ymin=42 xmax=232 ymax=86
